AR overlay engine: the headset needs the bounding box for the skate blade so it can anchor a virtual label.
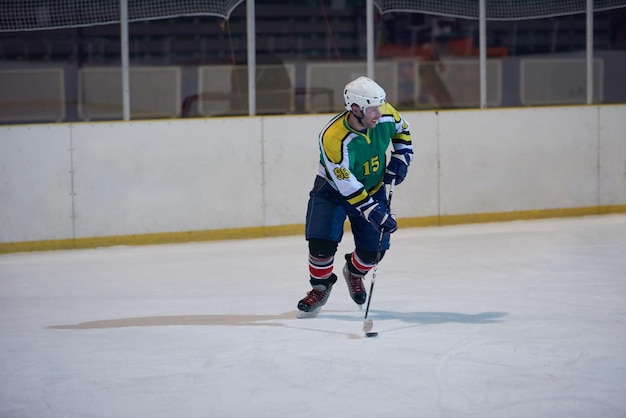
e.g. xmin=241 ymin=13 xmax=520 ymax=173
xmin=296 ymin=307 xmax=321 ymax=319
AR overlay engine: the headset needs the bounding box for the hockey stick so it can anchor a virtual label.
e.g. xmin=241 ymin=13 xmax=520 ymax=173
xmin=363 ymin=178 xmax=395 ymax=337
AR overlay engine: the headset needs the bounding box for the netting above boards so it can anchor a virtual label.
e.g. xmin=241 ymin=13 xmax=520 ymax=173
xmin=0 ymin=0 xmax=244 ymax=32
xmin=374 ymin=0 xmax=626 ymax=20
xmin=1 ymin=0 xmax=626 ymax=32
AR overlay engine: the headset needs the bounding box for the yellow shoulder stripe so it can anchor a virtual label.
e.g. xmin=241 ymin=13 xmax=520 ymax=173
xmin=322 ymin=118 xmax=350 ymax=163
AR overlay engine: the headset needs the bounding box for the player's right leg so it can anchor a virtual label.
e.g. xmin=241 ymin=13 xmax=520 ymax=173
xmin=297 ymin=177 xmax=346 ymax=315
xmin=297 ymin=239 xmax=339 ymax=313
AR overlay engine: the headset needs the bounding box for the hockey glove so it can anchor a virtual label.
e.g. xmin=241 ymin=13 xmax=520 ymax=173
xmin=360 ymin=201 xmax=398 ymax=233
xmin=384 ymin=149 xmax=413 ymax=185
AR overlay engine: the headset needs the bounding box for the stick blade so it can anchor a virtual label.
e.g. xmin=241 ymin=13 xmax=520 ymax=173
xmin=363 ymin=318 xmax=374 ymax=333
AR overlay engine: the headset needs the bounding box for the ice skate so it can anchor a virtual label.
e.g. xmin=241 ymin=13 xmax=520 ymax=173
xmin=343 ymin=254 xmax=367 ymax=305
xmin=297 ymin=274 xmax=337 ymax=318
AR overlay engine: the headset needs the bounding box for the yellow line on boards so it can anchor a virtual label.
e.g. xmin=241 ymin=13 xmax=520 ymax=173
xmin=1 ymin=206 xmax=625 ymax=255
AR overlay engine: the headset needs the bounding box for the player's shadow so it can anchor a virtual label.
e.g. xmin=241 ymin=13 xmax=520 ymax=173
xmin=322 ymin=310 xmax=507 ymax=326
xmin=46 ymin=310 xmax=506 ymax=332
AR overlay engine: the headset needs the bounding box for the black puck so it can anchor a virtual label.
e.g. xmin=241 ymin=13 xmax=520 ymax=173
xmin=365 ymin=332 xmax=379 ymax=337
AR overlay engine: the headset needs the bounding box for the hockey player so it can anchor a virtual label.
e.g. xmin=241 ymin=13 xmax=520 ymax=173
xmin=297 ymin=76 xmax=413 ymax=316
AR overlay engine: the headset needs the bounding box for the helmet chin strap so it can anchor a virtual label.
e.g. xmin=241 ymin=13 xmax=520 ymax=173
xmin=354 ymin=107 xmax=366 ymax=129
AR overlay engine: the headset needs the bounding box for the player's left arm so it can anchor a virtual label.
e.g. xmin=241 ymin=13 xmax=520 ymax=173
xmin=384 ymin=104 xmax=413 ymax=185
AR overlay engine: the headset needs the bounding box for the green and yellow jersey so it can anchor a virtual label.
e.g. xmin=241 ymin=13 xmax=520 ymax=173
xmin=316 ymin=102 xmax=412 ymax=209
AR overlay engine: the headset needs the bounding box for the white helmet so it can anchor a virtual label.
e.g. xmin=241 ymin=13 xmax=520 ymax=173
xmin=344 ymin=76 xmax=386 ymax=112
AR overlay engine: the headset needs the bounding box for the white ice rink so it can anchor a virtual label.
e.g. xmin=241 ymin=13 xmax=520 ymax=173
xmin=1 ymin=214 xmax=626 ymax=418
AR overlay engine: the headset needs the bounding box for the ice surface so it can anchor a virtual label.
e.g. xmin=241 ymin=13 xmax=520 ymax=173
xmin=1 ymin=215 xmax=625 ymax=417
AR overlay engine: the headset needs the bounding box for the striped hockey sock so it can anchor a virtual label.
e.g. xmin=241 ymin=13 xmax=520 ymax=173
xmin=348 ymin=252 xmax=375 ymax=275
xmin=308 ymin=254 xmax=334 ymax=282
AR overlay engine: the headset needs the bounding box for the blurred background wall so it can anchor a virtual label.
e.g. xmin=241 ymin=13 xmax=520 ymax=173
xmin=1 ymin=0 xmax=625 ymax=124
